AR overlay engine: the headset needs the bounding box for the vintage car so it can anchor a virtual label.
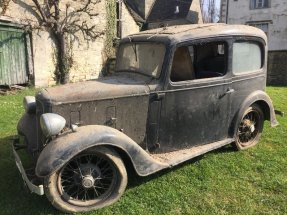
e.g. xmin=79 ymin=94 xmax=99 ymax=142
xmin=13 ymin=24 xmax=279 ymax=213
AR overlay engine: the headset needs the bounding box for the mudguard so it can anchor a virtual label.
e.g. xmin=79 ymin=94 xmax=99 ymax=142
xmin=230 ymin=90 xmax=279 ymax=136
xmin=35 ymin=125 xmax=168 ymax=177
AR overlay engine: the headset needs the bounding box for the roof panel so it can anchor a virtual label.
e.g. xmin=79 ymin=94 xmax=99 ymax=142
xmin=129 ymin=24 xmax=268 ymax=42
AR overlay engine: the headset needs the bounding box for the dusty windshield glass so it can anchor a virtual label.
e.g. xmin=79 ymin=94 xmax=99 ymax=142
xmin=116 ymin=43 xmax=166 ymax=78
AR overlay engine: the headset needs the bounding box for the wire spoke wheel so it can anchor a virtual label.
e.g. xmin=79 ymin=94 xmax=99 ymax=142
xmin=44 ymin=146 xmax=127 ymax=213
xmin=58 ymin=153 xmax=116 ymax=206
xmin=234 ymin=104 xmax=264 ymax=150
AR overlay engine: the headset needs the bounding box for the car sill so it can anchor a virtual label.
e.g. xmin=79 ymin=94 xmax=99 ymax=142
xmin=152 ymin=138 xmax=235 ymax=167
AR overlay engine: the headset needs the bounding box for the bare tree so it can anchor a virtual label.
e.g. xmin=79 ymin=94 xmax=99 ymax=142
xmin=200 ymin=0 xmax=219 ymax=23
xmin=0 ymin=0 xmax=11 ymax=15
xmin=1 ymin=0 xmax=104 ymax=84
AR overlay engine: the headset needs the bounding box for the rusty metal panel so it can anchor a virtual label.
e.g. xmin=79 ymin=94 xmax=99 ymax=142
xmin=0 ymin=26 xmax=28 ymax=85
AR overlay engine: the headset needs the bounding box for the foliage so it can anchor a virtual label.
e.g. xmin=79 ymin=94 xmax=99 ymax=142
xmin=0 ymin=86 xmax=286 ymax=214
xmin=104 ymin=0 xmax=116 ymax=59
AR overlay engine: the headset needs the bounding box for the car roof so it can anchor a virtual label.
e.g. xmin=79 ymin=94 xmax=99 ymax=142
xmin=129 ymin=24 xmax=267 ymax=43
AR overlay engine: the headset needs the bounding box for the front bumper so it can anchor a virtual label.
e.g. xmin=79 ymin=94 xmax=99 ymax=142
xmin=12 ymin=137 xmax=44 ymax=196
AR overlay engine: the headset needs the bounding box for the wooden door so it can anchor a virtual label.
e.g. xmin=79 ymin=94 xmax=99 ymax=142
xmin=0 ymin=26 xmax=28 ymax=85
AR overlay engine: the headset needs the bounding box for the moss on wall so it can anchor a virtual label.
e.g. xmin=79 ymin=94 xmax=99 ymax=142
xmin=105 ymin=0 xmax=116 ymax=58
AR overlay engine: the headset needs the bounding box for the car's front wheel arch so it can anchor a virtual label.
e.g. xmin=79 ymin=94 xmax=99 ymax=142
xmin=44 ymin=146 xmax=128 ymax=213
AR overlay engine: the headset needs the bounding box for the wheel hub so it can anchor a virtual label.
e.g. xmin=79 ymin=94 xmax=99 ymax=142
xmin=249 ymin=124 xmax=255 ymax=133
xmin=243 ymin=119 xmax=255 ymax=133
xmin=82 ymin=175 xmax=95 ymax=189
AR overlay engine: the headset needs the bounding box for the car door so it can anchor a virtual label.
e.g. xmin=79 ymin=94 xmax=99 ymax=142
xmin=156 ymin=40 xmax=233 ymax=152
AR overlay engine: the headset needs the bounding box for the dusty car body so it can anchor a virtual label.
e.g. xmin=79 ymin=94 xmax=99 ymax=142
xmin=13 ymin=24 xmax=278 ymax=213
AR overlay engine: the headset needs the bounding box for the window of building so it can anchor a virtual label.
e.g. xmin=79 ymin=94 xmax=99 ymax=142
xmin=170 ymin=42 xmax=227 ymax=82
xmin=248 ymin=22 xmax=269 ymax=36
xmin=232 ymin=42 xmax=262 ymax=74
xmin=116 ymin=0 xmax=122 ymax=38
xmin=250 ymin=0 xmax=270 ymax=9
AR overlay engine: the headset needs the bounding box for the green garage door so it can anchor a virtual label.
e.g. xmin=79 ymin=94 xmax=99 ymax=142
xmin=0 ymin=26 xmax=28 ymax=85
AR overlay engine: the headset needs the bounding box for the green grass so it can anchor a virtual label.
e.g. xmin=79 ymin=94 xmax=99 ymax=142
xmin=0 ymin=87 xmax=286 ymax=215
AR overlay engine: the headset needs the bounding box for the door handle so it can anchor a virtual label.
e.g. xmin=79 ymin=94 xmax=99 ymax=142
xmin=155 ymin=92 xmax=165 ymax=100
xmin=225 ymin=88 xmax=235 ymax=94
xmin=219 ymin=88 xmax=235 ymax=98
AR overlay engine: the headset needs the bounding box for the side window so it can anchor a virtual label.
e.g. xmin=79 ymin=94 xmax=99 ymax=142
xmin=170 ymin=42 xmax=227 ymax=82
xmin=232 ymin=41 xmax=262 ymax=74
xmin=250 ymin=0 xmax=270 ymax=9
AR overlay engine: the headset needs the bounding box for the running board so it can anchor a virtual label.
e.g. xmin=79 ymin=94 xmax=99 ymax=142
xmin=151 ymin=138 xmax=234 ymax=168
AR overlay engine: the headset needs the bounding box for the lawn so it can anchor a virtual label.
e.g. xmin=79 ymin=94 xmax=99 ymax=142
xmin=0 ymin=87 xmax=286 ymax=215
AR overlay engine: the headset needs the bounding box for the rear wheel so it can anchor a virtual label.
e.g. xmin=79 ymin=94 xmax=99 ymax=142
xmin=44 ymin=146 xmax=127 ymax=213
xmin=234 ymin=104 xmax=264 ymax=150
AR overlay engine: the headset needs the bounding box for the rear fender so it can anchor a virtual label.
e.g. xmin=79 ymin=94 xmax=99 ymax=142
xmin=230 ymin=90 xmax=279 ymax=137
xmin=35 ymin=125 xmax=167 ymax=177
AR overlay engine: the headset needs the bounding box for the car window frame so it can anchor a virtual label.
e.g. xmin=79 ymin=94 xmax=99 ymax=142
xmin=168 ymin=38 xmax=231 ymax=87
xmin=231 ymin=37 xmax=266 ymax=76
xmin=115 ymin=41 xmax=168 ymax=80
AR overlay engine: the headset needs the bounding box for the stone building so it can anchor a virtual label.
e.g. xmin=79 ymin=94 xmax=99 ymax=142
xmin=220 ymin=0 xmax=287 ymax=85
xmin=0 ymin=0 xmax=202 ymax=87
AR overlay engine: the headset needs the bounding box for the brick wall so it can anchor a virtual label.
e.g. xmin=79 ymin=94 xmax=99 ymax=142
xmin=267 ymin=51 xmax=287 ymax=85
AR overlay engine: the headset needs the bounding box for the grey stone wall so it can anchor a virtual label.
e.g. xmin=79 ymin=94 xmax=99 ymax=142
xmin=267 ymin=51 xmax=287 ymax=85
xmin=220 ymin=0 xmax=287 ymax=86
xmin=220 ymin=0 xmax=287 ymax=51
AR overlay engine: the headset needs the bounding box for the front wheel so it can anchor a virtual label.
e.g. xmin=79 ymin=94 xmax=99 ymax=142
xmin=234 ymin=104 xmax=264 ymax=150
xmin=44 ymin=146 xmax=127 ymax=213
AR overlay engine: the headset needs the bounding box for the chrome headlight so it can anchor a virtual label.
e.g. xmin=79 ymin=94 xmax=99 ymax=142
xmin=40 ymin=113 xmax=66 ymax=137
xmin=23 ymin=96 xmax=36 ymax=114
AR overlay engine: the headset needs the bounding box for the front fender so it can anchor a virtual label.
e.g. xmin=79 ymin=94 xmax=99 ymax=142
xmin=35 ymin=125 xmax=168 ymax=177
xmin=230 ymin=90 xmax=279 ymax=136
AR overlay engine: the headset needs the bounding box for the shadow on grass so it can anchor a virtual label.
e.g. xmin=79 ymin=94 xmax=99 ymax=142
xmin=0 ymin=135 xmax=61 ymax=215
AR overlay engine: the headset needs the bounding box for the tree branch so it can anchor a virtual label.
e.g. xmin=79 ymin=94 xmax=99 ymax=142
xmin=31 ymin=0 xmax=48 ymax=23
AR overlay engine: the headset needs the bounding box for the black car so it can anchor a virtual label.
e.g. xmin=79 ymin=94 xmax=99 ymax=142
xmin=13 ymin=24 xmax=278 ymax=213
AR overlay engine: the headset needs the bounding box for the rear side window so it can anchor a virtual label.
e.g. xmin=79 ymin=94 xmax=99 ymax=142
xmin=232 ymin=41 xmax=263 ymax=74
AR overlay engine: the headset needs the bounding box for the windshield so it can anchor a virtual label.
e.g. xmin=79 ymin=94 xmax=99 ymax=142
xmin=115 ymin=43 xmax=166 ymax=78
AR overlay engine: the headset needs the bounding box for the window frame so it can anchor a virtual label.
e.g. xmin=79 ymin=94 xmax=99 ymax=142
xmin=168 ymin=39 xmax=230 ymax=85
xmin=250 ymin=0 xmax=270 ymax=10
xmin=232 ymin=39 xmax=265 ymax=76
xmin=247 ymin=22 xmax=270 ymax=37
xmin=116 ymin=0 xmax=122 ymax=38
xmin=115 ymin=41 xmax=168 ymax=79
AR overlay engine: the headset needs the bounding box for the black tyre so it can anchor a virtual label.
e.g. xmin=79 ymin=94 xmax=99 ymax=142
xmin=234 ymin=104 xmax=264 ymax=150
xmin=44 ymin=146 xmax=127 ymax=213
